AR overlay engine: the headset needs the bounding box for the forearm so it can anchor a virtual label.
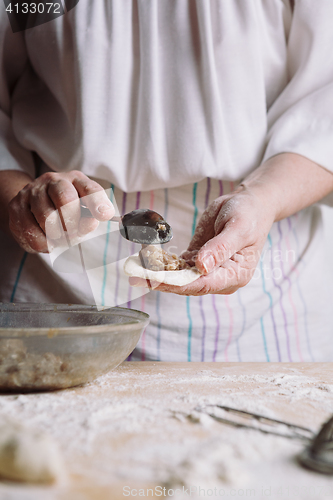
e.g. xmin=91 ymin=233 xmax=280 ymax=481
xmin=239 ymin=153 xmax=333 ymax=221
xmin=0 ymin=170 xmax=33 ymax=234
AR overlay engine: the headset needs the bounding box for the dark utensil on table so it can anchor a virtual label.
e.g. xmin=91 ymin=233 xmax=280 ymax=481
xmin=298 ymin=415 xmax=333 ymax=474
xmin=193 ymin=405 xmax=333 ymax=474
xmin=194 ymin=404 xmax=315 ymax=441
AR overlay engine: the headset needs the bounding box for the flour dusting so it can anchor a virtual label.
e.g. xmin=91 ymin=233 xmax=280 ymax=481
xmin=0 ymin=365 xmax=332 ymax=498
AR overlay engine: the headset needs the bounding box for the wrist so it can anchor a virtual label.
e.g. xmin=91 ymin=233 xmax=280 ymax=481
xmin=237 ymin=152 xmax=333 ymax=222
xmin=234 ymin=180 xmax=280 ymax=225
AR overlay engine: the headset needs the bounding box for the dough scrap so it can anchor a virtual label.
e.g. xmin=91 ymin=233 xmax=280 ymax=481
xmin=124 ymin=254 xmax=201 ymax=286
xmin=0 ymin=419 xmax=65 ymax=484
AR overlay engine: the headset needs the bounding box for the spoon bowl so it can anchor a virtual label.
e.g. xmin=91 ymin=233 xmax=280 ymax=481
xmin=81 ymin=206 xmax=172 ymax=245
xmin=119 ymin=209 xmax=173 ymax=245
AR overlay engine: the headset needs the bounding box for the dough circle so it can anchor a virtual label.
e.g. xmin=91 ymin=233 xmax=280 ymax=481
xmin=0 ymin=419 xmax=65 ymax=484
xmin=124 ymin=254 xmax=201 ymax=286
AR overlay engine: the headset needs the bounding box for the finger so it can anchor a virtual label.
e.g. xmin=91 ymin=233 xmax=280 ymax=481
xmin=179 ymin=249 xmax=198 ymax=266
xmin=47 ymin=179 xmax=81 ymax=235
xmin=128 ymin=277 xmax=160 ymax=290
xmin=129 ymin=264 xmax=240 ymax=296
xmin=78 ymin=217 xmax=99 ymax=236
xmin=9 ymin=198 xmax=49 ymax=253
xmin=71 ymin=175 xmax=115 ymax=221
xmin=29 ymin=186 xmax=62 ymax=240
xmin=128 ymin=277 xmax=144 ymax=287
xmin=195 ymin=219 xmax=245 ymax=274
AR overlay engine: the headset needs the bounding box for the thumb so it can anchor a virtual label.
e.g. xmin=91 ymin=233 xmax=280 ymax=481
xmin=186 ymin=202 xmax=223 ymax=253
xmin=195 ymin=223 xmax=244 ymax=274
xmin=181 ymin=221 xmax=215 ymax=265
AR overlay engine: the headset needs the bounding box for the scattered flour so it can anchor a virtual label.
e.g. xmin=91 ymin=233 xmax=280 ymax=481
xmin=0 ymin=366 xmax=332 ymax=498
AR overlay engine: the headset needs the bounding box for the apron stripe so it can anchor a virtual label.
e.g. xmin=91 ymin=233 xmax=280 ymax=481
xmin=259 ymin=250 xmax=280 ymax=361
xmin=200 ymin=296 xmax=206 ymax=361
xmin=212 ymin=180 xmax=224 ymax=361
xmin=101 ymin=184 xmax=114 ymax=307
xmin=290 ymin=215 xmax=314 ymax=361
xmin=269 ymin=228 xmax=292 ymax=361
xmin=260 ymin=317 xmax=270 ymax=361
xmin=191 ymin=183 xmax=198 ymax=237
xmin=276 ymin=221 xmax=292 ymax=361
xmin=223 ymin=296 xmax=234 ymax=361
xmin=114 ymin=191 xmax=127 ymax=306
xmin=205 ymin=177 xmax=211 ymax=207
xmin=10 ymin=252 xmax=28 ymax=303
xmin=285 ymin=219 xmax=304 ymax=361
xmin=156 ymin=188 xmax=169 ymax=361
xmin=127 ymin=192 xmax=141 ymax=361
xmin=186 ymin=297 xmax=192 ymax=361
xmin=140 ymin=298 xmax=147 ymax=361
xmin=127 ymin=191 xmax=141 ymax=309
xmin=155 ymin=292 xmax=162 ymax=361
xmin=140 ymin=190 xmax=155 ymax=361
xmin=235 ymin=291 xmax=246 ymax=361
xmin=221 ymin=182 xmax=235 ymax=361
xmin=187 ymin=183 xmax=198 ymax=361
xmin=200 ymin=178 xmax=211 ymax=361
xmin=211 ymin=298 xmax=220 ymax=361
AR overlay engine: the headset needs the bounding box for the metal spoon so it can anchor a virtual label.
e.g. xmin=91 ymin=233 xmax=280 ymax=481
xmin=81 ymin=206 xmax=173 ymax=287
xmin=81 ymin=206 xmax=173 ymax=245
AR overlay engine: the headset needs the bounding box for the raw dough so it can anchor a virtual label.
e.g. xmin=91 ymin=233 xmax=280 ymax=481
xmin=0 ymin=419 xmax=65 ymax=484
xmin=124 ymin=254 xmax=201 ymax=286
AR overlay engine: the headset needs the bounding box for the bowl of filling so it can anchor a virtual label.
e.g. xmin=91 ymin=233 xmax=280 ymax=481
xmin=0 ymin=303 xmax=149 ymax=392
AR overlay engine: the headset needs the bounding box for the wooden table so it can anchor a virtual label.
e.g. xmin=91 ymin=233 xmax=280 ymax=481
xmin=0 ymin=363 xmax=333 ymax=500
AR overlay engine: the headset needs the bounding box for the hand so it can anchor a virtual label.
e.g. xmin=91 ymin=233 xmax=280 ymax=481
xmin=8 ymin=170 xmax=115 ymax=253
xmin=129 ymin=186 xmax=276 ymax=295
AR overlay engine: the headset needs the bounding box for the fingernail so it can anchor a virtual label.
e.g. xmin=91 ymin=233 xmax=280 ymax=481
xmin=97 ymin=204 xmax=112 ymax=214
xmin=202 ymin=254 xmax=215 ymax=273
xmin=129 ymin=278 xmax=143 ymax=288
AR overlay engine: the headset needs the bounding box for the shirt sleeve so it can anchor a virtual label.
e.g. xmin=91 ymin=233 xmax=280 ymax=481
xmin=0 ymin=14 xmax=35 ymax=177
xmin=263 ymin=0 xmax=333 ymax=185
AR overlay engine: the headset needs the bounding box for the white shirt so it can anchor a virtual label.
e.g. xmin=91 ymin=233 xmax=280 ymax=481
xmin=1 ymin=0 xmax=333 ymax=362
xmin=1 ymin=0 xmax=333 ymax=191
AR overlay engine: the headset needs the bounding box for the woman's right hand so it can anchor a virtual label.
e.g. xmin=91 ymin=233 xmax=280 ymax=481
xmin=7 ymin=170 xmax=115 ymax=253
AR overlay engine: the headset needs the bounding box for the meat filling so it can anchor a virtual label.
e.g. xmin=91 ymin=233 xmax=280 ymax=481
xmin=139 ymin=245 xmax=190 ymax=271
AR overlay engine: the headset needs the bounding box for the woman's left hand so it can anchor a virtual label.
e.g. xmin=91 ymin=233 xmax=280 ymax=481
xmin=129 ymin=186 xmax=276 ymax=295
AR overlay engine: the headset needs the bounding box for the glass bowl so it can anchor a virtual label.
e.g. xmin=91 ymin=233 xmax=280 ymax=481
xmin=0 ymin=303 xmax=149 ymax=392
